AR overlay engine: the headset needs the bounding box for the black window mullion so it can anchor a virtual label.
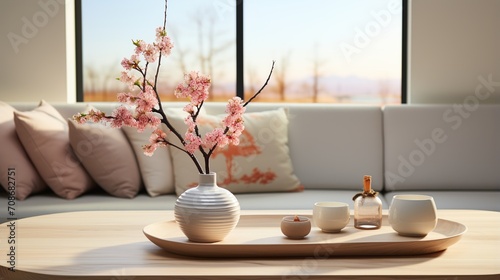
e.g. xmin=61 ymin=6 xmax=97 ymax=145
xmin=401 ymin=0 xmax=408 ymax=104
xmin=236 ymin=0 xmax=244 ymax=99
xmin=75 ymin=0 xmax=83 ymax=102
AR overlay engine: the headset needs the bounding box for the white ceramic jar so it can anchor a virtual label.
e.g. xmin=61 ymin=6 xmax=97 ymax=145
xmin=389 ymin=194 xmax=437 ymax=237
xmin=174 ymin=173 xmax=240 ymax=243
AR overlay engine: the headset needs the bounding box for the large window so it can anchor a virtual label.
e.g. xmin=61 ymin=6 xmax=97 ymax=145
xmin=77 ymin=0 xmax=404 ymax=104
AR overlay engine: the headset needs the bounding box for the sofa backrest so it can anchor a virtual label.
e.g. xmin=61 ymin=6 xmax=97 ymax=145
xmin=384 ymin=104 xmax=500 ymax=191
xmin=203 ymin=103 xmax=385 ymax=191
xmin=135 ymin=102 xmax=384 ymax=191
xmin=283 ymin=104 xmax=384 ymax=191
xmin=11 ymin=102 xmax=385 ymax=192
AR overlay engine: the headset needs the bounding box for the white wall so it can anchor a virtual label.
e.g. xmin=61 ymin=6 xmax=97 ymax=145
xmin=0 ymin=0 xmax=74 ymax=103
xmin=408 ymin=0 xmax=500 ymax=104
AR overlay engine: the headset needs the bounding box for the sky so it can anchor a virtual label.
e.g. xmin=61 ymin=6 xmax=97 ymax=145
xmin=82 ymin=0 xmax=402 ymax=94
xmin=244 ymin=0 xmax=402 ymax=80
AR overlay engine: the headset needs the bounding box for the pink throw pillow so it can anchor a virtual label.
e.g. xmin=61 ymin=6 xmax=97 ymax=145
xmin=0 ymin=101 xmax=47 ymax=200
xmin=68 ymin=119 xmax=143 ymax=198
xmin=13 ymin=100 xmax=96 ymax=199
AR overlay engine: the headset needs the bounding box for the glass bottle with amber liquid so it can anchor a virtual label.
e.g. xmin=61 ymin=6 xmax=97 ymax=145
xmin=353 ymin=175 xmax=382 ymax=229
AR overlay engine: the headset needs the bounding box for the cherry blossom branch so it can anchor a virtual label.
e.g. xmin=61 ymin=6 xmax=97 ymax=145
xmin=203 ymin=62 xmax=276 ymax=172
xmin=74 ymin=0 xmax=275 ymax=176
xmin=243 ymin=60 xmax=275 ymax=107
xmin=142 ymin=62 xmax=149 ymax=90
xmin=149 ymin=0 xmax=204 ymax=173
xmin=163 ymin=117 xmax=204 ymax=174
xmin=162 ymin=136 xmax=204 ymax=174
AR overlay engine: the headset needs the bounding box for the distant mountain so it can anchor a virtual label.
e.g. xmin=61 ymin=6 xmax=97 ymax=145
xmin=285 ymin=75 xmax=401 ymax=98
xmin=206 ymin=74 xmax=401 ymax=102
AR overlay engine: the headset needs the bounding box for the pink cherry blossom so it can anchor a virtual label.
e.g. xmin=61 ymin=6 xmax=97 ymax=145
xmin=219 ymin=97 xmax=246 ymax=145
xmin=183 ymin=103 xmax=196 ymax=115
xmin=143 ymin=144 xmax=158 ymax=157
xmin=143 ymin=43 xmax=158 ymax=63
xmin=136 ymin=85 xmax=159 ymax=113
xmin=143 ymin=128 xmax=167 ymax=156
xmin=117 ymin=92 xmax=136 ymax=104
xmin=150 ymin=128 xmax=167 ymax=143
xmin=155 ymin=27 xmax=166 ymax=38
xmin=174 ymin=71 xmax=211 ymax=106
xmin=184 ymin=115 xmax=196 ymax=134
xmin=157 ymin=36 xmax=173 ymax=57
xmin=134 ymin=40 xmax=146 ymax=55
xmin=203 ymin=128 xmax=228 ymax=149
xmin=121 ymin=54 xmax=139 ymax=71
xmin=155 ymin=27 xmax=173 ymax=57
xmin=227 ymin=134 xmax=240 ymax=146
xmin=88 ymin=109 xmax=106 ymax=123
xmin=184 ymin=132 xmax=202 ymax=154
xmin=225 ymin=97 xmax=245 ymax=114
xmin=73 ymin=109 xmax=106 ymax=124
xmin=121 ymin=58 xmax=132 ymax=71
xmin=111 ymin=106 xmax=136 ymax=128
xmin=223 ymin=98 xmax=245 ymax=126
xmin=135 ymin=112 xmax=161 ymax=132
xmin=119 ymin=71 xmax=136 ymax=90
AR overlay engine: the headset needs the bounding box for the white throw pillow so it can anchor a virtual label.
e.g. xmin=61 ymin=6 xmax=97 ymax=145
xmin=120 ymin=107 xmax=208 ymax=197
xmin=166 ymin=108 xmax=303 ymax=196
xmin=122 ymin=126 xmax=174 ymax=196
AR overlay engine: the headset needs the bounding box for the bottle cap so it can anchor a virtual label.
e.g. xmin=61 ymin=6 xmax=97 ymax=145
xmin=363 ymin=175 xmax=372 ymax=193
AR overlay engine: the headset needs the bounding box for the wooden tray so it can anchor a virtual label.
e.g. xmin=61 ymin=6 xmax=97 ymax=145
xmin=143 ymin=214 xmax=466 ymax=258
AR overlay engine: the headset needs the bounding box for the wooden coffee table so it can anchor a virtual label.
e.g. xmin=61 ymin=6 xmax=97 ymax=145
xmin=0 ymin=209 xmax=499 ymax=279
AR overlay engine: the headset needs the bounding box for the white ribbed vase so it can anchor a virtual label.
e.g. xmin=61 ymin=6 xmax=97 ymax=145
xmin=174 ymin=172 xmax=240 ymax=243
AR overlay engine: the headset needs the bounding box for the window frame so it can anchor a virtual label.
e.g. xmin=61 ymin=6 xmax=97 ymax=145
xmin=75 ymin=0 xmax=407 ymax=103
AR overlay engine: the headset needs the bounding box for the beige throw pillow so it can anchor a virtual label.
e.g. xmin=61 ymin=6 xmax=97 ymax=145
xmin=166 ymin=108 xmax=303 ymax=196
xmin=69 ymin=119 xmax=143 ymax=198
xmin=13 ymin=100 xmax=96 ymax=199
xmin=122 ymin=126 xmax=174 ymax=196
xmin=0 ymin=101 xmax=47 ymax=200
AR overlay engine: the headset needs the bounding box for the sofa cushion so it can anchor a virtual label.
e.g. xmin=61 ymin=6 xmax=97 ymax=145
xmin=122 ymin=126 xmax=175 ymax=196
xmin=118 ymin=106 xmax=203 ymax=197
xmin=68 ymin=120 xmax=143 ymax=198
xmin=0 ymin=101 xmax=47 ymax=200
xmin=166 ymin=108 xmax=302 ymax=196
xmin=283 ymin=104 xmax=384 ymax=191
xmin=4 ymin=190 xmax=179 ymax=221
xmin=13 ymin=100 xmax=96 ymax=199
xmin=384 ymin=105 xmax=500 ymax=191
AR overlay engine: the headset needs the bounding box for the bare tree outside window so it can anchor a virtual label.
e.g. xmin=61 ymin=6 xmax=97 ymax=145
xmin=245 ymin=0 xmax=402 ymax=104
xmin=82 ymin=0 xmax=236 ymax=102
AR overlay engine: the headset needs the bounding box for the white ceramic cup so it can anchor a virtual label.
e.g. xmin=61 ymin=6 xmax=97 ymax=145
xmin=313 ymin=202 xmax=350 ymax=233
xmin=388 ymin=194 xmax=437 ymax=237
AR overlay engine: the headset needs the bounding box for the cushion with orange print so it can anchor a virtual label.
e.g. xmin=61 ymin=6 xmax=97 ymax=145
xmin=165 ymin=108 xmax=303 ymax=196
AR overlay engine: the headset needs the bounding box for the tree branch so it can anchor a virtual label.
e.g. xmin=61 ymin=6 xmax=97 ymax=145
xmin=243 ymin=60 xmax=275 ymax=107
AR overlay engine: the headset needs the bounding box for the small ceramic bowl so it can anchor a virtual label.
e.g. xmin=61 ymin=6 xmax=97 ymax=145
xmin=281 ymin=216 xmax=311 ymax=239
xmin=313 ymin=202 xmax=350 ymax=233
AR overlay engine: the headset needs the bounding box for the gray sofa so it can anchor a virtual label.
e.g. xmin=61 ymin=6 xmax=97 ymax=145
xmin=1 ymin=102 xmax=499 ymax=221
